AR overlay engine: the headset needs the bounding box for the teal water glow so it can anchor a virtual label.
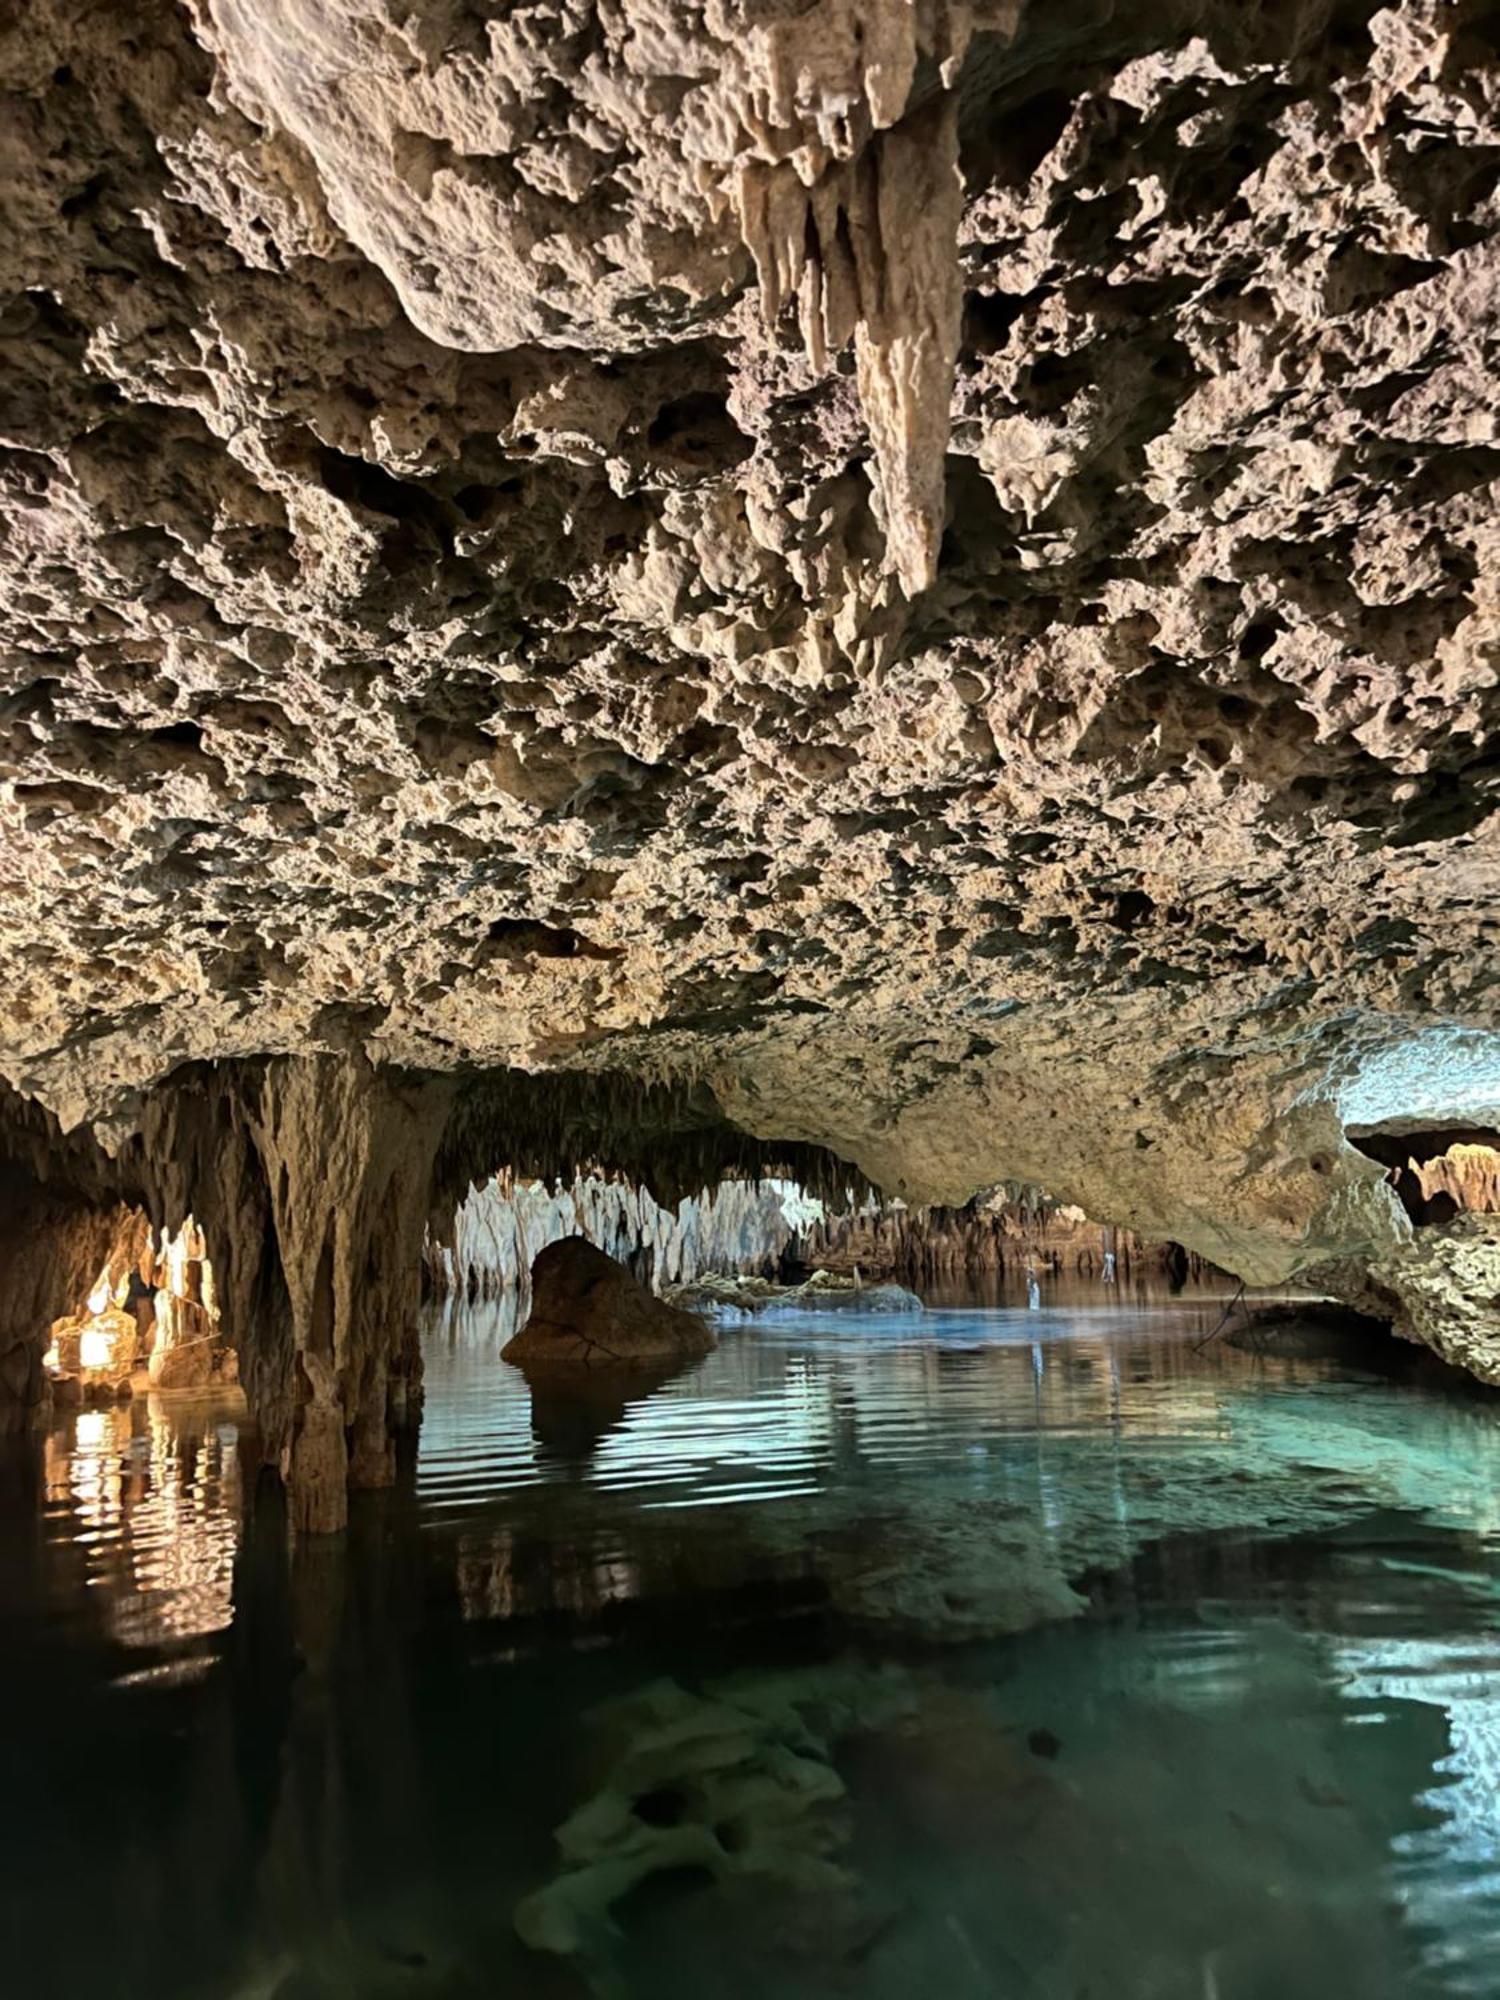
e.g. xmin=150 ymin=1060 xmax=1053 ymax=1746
xmin=3 ymin=1285 xmax=1500 ymax=1999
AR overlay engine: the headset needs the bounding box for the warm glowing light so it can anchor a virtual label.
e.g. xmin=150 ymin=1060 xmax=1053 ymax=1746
xmin=42 ymin=1342 xmax=60 ymax=1372
xmin=86 ymin=1271 xmax=112 ymax=1317
xmin=79 ymin=1326 xmax=115 ymax=1371
xmin=74 ymin=1410 xmax=109 ymax=1453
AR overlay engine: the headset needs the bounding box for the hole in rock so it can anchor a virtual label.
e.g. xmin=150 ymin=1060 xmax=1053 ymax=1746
xmin=634 ymin=1786 xmax=689 ymax=1827
xmin=483 ymin=918 xmax=622 ymax=962
xmin=1347 ymin=1127 xmax=1500 ymax=1226
xmin=645 ymin=391 xmax=751 ymax=467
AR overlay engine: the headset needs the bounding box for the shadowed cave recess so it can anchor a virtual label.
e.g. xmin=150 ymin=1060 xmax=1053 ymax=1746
xmin=5 ymin=0 xmax=1500 ymax=1989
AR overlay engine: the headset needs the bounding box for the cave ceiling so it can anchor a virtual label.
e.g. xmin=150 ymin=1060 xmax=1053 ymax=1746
xmin=1 ymin=0 xmax=1497 ymax=1249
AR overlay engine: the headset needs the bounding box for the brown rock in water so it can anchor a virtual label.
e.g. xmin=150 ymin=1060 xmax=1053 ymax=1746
xmin=148 ymin=1338 xmax=213 ymax=1390
xmin=503 ymin=1238 xmax=715 ymax=1369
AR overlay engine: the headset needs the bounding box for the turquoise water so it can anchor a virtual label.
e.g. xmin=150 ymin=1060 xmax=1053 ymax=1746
xmin=3 ymin=1286 xmax=1500 ymax=1998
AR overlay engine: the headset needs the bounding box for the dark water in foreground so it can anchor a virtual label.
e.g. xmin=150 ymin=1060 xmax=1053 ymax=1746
xmin=4 ymin=1284 xmax=1500 ymax=1999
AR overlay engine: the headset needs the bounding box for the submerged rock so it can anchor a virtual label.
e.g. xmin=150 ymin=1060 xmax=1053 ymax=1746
xmin=503 ymin=1238 xmax=715 ymax=1369
xmin=760 ymin=1494 xmax=1088 ymax=1644
xmin=666 ymin=1271 xmax=924 ymax=1319
xmin=514 ymin=1666 xmax=915 ymax=1963
xmin=1225 ymin=1302 xmax=1390 ymax=1362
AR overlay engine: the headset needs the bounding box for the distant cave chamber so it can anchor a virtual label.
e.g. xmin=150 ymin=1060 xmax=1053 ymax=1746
xmin=0 ymin=1059 xmax=889 ymax=1529
xmin=425 ymin=1170 xmax=1214 ymax=1305
xmin=40 ymin=1210 xmax=237 ymax=1412
xmin=1346 ymin=1127 xmax=1500 ymax=1228
xmin=0 ymin=1052 xmax=1230 ymax=1537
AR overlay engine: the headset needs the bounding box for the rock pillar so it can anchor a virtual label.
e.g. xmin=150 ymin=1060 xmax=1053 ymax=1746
xmin=251 ymin=1057 xmax=452 ymax=1529
xmin=140 ymin=1056 xmax=451 ymax=1533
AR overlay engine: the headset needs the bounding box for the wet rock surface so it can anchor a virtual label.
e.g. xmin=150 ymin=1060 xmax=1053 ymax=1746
xmin=503 ymin=1237 xmax=716 ymax=1369
xmin=667 ymin=1271 xmax=924 ymax=1318
xmin=1371 ymin=1214 xmax=1500 ymax=1386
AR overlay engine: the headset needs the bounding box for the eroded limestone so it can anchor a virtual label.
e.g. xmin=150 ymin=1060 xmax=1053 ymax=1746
xmin=2 ymin=0 xmax=1500 ymax=1398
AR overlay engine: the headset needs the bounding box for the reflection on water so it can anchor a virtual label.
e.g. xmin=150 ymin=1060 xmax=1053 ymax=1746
xmin=2 ymin=1287 xmax=1500 ymax=1998
xmin=40 ymin=1389 xmax=244 ymax=1655
xmin=417 ymin=1283 xmax=1326 ymax=1520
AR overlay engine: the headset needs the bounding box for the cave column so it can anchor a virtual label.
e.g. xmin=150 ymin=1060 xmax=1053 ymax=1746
xmin=251 ymin=1058 xmax=453 ymax=1534
xmin=139 ymin=1056 xmax=453 ymax=1535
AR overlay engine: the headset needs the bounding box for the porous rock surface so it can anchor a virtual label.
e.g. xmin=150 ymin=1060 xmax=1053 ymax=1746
xmin=1351 ymin=1213 xmax=1500 ymax=1386
xmin=3 ymin=0 xmax=1500 ymax=1489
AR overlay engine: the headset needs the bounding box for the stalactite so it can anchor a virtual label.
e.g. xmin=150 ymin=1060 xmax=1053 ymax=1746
xmin=137 ymin=1057 xmax=453 ymax=1533
xmin=429 ymin=1171 xmax=1208 ymax=1305
xmin=428 ymin=1173 xmax=817 ymax=1311
xmin=1414 ymin=1144 xmax=1500 ymax=1218
xmin=735 ymin=91 xmax=964 ymax=595
xmin=793 ymin=1195 xmax=1210 ymax=1284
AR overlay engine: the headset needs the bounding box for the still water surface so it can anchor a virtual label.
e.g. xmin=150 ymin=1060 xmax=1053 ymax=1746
xmin=4 ymin=1283 xmax=1500 ymax=1999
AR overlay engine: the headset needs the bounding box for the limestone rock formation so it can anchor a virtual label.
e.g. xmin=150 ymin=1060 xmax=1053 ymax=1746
xmin=514 ymin=1665 xmax=917 ymax=1964
xmin=428 ymin=1169 xmax=819 ymax=1305
xmin=666 ymin=1271 xmax=924 ymax=1317
xmin=2 ymin=0 xmax=1500 ymax=1447
xmin=0 ymin=1183 xmax=135 ymax=1431
xmin=502 ymin=1237 xmax=715 ymax=1369
xmin=792 ymin=1192 xmax=1205 ymax=1283
xmin=1366 ymin=1215 xmax=1500 ymax=1387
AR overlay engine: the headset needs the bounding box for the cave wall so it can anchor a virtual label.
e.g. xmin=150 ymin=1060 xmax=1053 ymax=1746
xmin=0 ymin=1177 xmax=137 ymax=1432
